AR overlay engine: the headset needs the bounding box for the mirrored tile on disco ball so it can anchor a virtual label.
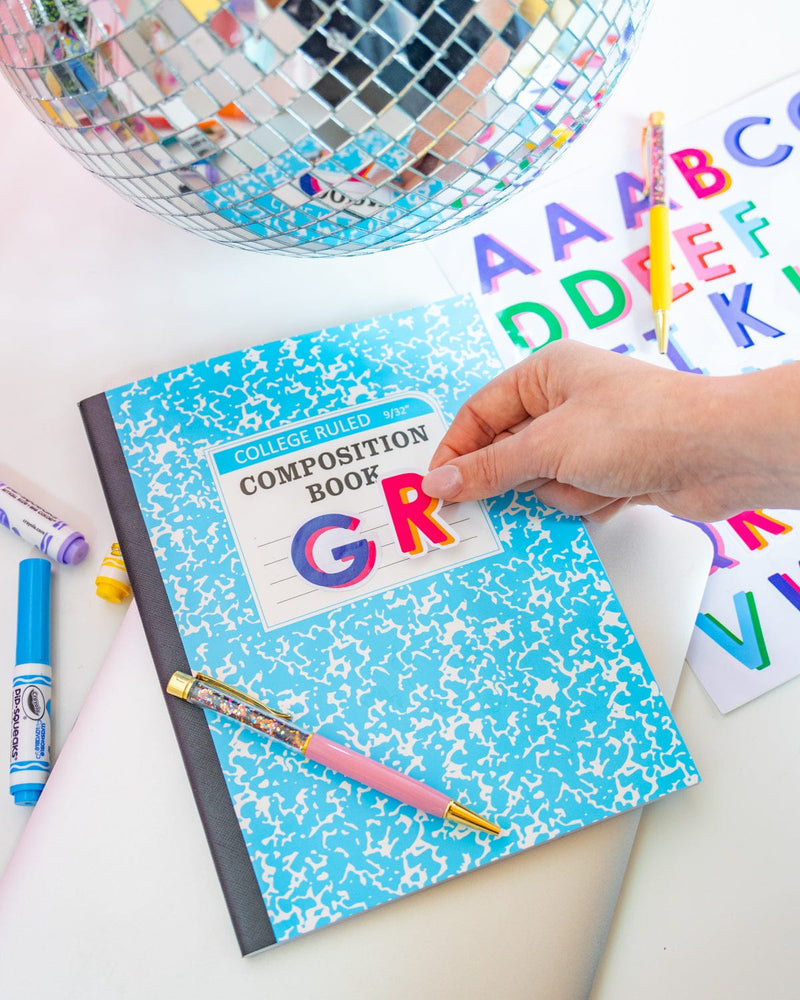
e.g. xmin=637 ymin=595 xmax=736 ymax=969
xmin=0 ymin=0 xmax=654 ymax=255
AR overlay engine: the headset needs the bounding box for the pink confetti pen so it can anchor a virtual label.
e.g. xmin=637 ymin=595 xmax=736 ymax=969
xmin=167 ymin=671 xmax=500 ymax=836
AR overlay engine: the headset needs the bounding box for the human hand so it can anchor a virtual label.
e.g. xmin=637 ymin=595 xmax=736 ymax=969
xmin=422 ymin=339 xmax=800 ymax=523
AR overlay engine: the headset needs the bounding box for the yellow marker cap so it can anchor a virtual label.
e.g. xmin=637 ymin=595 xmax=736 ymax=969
xmin=95 ymin=542 xmax=132 ymax=603
xmin=95 ymin=577 xmax=131 ymax=603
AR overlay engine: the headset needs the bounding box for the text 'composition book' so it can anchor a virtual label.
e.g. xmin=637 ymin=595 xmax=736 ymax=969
xmin=79 ymin=294 xmax=698 ymax=955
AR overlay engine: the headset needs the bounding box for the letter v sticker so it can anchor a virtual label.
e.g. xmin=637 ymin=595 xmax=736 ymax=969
xmin=695 ymin=590 xmax=770 ymax=670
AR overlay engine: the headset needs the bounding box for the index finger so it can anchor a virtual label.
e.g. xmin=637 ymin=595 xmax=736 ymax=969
xmin=429 ymin=362 xmax=543 ymax=468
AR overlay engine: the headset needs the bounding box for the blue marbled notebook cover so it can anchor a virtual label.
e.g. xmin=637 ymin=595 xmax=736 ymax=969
xmin=105 ymin=293 xmax=698 ymax=944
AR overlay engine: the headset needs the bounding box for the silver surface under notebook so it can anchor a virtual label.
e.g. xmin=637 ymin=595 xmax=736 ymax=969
xmin=0 ymin=506 xmax=711 ymax=1000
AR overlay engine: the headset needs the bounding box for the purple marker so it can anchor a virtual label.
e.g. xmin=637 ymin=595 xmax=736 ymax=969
xmin=0 ymin=480 xmax=88 ymax=565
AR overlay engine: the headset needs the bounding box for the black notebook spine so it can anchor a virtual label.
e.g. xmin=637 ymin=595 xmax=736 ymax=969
xmin=79 ymin=392 xmax=275 ymax=956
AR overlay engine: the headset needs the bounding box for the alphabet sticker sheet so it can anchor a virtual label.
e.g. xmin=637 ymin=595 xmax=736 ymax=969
xmin=428 ymin=73 xmax=800 ymax=712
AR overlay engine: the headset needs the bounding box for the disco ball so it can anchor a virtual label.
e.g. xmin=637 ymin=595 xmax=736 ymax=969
xmin=0 ymin=0 xmax=652 ymax=255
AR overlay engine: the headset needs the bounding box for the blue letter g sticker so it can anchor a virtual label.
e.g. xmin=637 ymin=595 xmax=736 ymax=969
xmin=291 ymin=513 xmax=377 ymax=589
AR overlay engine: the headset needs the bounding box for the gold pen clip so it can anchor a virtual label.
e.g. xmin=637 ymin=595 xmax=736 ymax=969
xmin=193 ymin=672 xmax=292 ymax=720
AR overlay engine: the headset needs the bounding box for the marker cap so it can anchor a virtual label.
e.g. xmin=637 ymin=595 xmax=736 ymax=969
xmin=12 ymin=785 xmax=42 ymax=806
xmin=95 ymin=577 xmax=131 ymax=602
xmin=16 ymin=557 xmax=51 ymax=666
xmin=59 ymin=533 xmax=89 ymax=566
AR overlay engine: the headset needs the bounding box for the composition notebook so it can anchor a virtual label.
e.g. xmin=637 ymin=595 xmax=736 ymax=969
xmin=79 ymin=293 xmax=699 ymax=955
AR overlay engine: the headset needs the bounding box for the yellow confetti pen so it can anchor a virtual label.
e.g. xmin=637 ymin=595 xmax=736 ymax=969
xmin=644 ymin=111 xmax=672 ymax=353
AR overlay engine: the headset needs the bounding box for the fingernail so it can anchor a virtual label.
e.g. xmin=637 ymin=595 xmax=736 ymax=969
xmin=422 ymin=465 xmax=462 ymax=499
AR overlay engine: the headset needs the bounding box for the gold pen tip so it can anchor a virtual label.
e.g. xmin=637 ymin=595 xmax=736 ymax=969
xmin=445 ymin=801 xmax=502 ymax=836
xmin=654 ymin=311 xmax=670 ymax=354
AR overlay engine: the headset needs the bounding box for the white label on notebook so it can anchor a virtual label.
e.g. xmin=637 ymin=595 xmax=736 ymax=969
xmin=208 ymin=392 xmax=501 ymax=629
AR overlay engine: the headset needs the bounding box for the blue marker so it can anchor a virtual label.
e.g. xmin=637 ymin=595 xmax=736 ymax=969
xmin=9 ymin=557 xmax=52 ymax=806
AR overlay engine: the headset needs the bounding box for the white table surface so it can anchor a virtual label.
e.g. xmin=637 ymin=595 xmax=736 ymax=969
xmin=1 ymin=1 xmax=799 ymax=996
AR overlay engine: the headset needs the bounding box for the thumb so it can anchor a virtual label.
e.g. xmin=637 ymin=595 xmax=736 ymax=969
xmin=422 ymin=425 xmax=551 ymax=502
